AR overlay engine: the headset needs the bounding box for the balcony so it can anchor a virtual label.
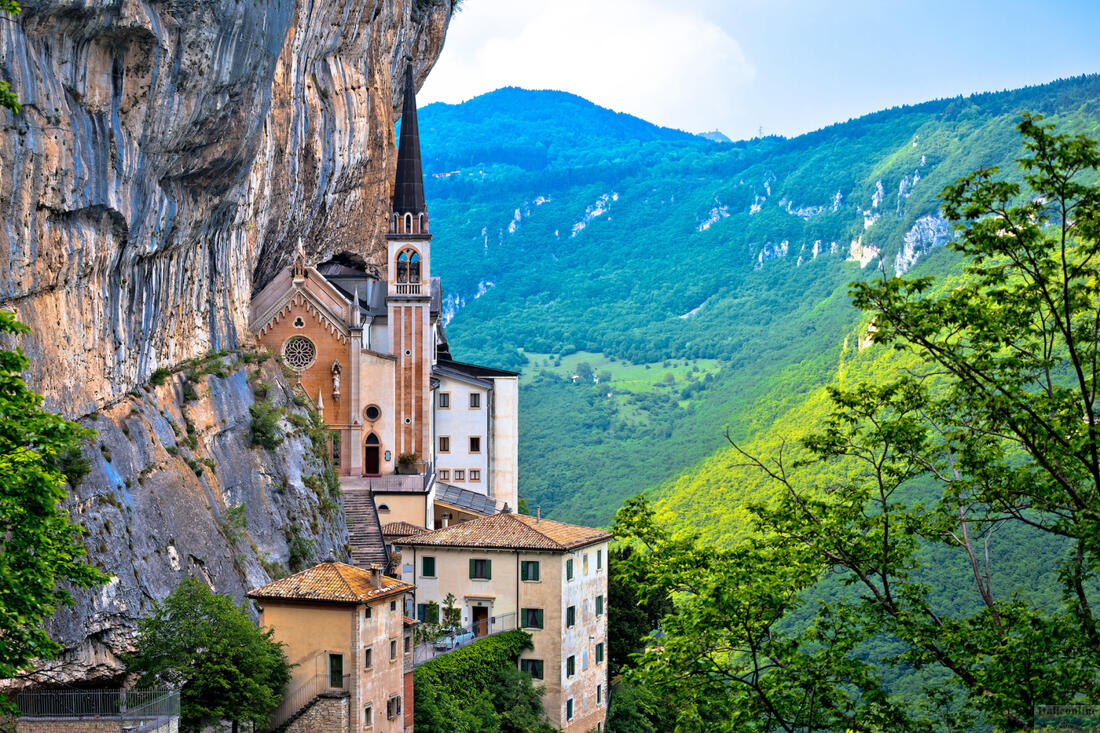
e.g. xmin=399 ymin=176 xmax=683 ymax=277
xmin=412 ymin=612 xmax=517 ymax=667
xmin=394 ymin=283 xmax=421 ymax=295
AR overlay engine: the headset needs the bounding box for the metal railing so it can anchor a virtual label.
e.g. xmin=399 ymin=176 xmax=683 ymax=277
xmin=269 ymin=673 xmax=350 ymax=730
xmin=15 ymin=687 xmax=179 ymax=730
xmin=413 ymin=612 xmax=517 ymax=666
xmin=394 ymin=283 xmax=421 ymax=295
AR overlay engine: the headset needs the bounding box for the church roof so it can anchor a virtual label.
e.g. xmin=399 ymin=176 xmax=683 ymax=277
xmin=437 ymin=358 xmax=520 ymax=379
xmin=393 ymin=64 xmax=426 ymax=216
xmin=395 ymin=512 xmax=612 ymax=552
xmin=248 ymin=561 xmax=412 ymax=604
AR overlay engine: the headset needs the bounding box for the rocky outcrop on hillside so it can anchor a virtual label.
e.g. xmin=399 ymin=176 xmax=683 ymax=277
xmin=0 ymin=0 xmax=451 ymax=415
xmin=30 ymin=354 xmax=348 ymax=686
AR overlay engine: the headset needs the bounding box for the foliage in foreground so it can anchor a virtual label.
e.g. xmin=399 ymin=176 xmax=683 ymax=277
xmin=0 ymin=311 xmax=104 ymax=711
xmin=612 ymin=116 xmax=1100 ymax=731
xmin=127 ymin=578 xmax=290 ymax=733
xmin=414 ymin=629 xmax=553 ymax=732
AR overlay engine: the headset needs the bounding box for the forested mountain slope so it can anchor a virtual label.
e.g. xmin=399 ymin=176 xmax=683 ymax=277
xmin=420 ymin=76 xmax=1100 ymax=530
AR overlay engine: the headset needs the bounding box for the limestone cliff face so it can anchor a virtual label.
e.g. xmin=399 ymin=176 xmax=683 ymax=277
xmin=37 ymin=355 xmax=351 ymax=685
xmin=0 ymin=0 xmax=451 ymax=687
xmin=0 ymin=0 xmax=451 ymax=415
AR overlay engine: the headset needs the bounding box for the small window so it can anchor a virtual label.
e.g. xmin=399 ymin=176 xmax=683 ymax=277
xmin=469 ymin=436 xmax=481 ymax=453
xmin=404 ymin=634 xmax=411 ymax=654
xmin=329 ymin=654 xmax=344 ymax=688
xmin=521 ymin=608 xmax=544 ymax=629
xmin=439 ymin=436 xmax=450 ymax=453
xmin=583 ymin=649 xmax=589 ymax=669
xmin=331 ymin=431 xmax=341 ymax=467
xmin=596 ymin=595 xmax=604 ymax=616
xmin=390 ymin=639 xmax=397 ymax=660
xmin=364 ymin=704 xmax=373 ymax=729
xmin=365 ymin=606 xmax=372 ymax=619
xmin=378 ymin=504 xmax=390 ymax=513
xmin=387 ymin=695 xmax=402 ymax=720
xmin=597 ymin=549 xmax=602 ymax=571
xmin=566 ymin=558 xmax=574 ymax=581
xmin=470 ymin=469 xmax=481 ymax=482
xmin=439 ymin=469 xmax=450 ymax=481
xmin=365 ymin=646 xmax=373 ymax=669
xmin=390 ymin=600 xmax=397 ymax=612
xmin=439 ymin=392 xmax=450 ymax=408
xmin=567 ymin=655 xmax=576 ymax=678
xmin=566 ymin=605 xmax=576 ymax=628
xmin=422 ymin=556 xmax=436 ymax=577
xmin=597 ymin=684 xmax=603 ymax=706
xmin=364 ymin=404 xmax=381 ymax=421
xmin=596 ymin=642 xmax=604 ymax=664
xmin=520 ymin=658 xmax=544 ymax=679
xmin=566 ymin=697 xmax=574 ymax=721
xmin=469 ymin=393 xmax=480 ymax=409
xmin=469 ymin=558 xmax=492 ymax=579
xmin=521 ymin=560 xmax=540 ymax=581
xmin=454 ymin=469 xmax=465 ymax=481
xmin=583 ymin=553 xmax=589 ymax=574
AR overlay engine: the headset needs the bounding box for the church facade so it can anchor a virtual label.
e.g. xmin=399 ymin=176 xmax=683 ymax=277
xmin=249 ymin=65 xmax=518 ymax=535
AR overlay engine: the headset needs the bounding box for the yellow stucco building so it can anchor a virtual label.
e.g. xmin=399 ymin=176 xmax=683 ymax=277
xmin=394 ymin=512 xmax=612 ymax=732
xmin=249 ymin=562 xmax=415 ymax=732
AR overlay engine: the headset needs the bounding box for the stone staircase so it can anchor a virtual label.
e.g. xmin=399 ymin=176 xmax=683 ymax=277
xmin=342 ymin=489 xmax=389 ymax=569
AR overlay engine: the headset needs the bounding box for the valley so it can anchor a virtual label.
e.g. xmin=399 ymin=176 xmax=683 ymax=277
xmin=422 ymin=75 xmax=1100 ymax=536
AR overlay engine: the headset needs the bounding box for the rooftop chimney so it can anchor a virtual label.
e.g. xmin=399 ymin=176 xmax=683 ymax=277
xmin=536 ymin=506 xmax=541 ymax=524
xmin=369 ymin=563 xmax=382 ymax=588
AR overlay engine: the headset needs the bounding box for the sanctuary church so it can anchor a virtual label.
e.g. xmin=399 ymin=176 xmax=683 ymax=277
xmin=249 ymin=66 xmax=518 ymax=563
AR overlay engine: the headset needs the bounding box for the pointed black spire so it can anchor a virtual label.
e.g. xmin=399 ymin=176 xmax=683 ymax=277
xmin=393 ymin=63 xmax=426 ymax=216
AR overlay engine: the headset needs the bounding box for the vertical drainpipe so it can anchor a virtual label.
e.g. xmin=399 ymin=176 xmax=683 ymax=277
xmin=488 ymin=382 xmax=495 ymax=500
xmin=515 ymin=550 xmax=520 ymax=633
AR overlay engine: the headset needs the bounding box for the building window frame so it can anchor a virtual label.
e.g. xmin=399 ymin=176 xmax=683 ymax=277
xmin=566 ymin=558 xmax=574 ymax=581
xmin=439 ymin=392 xmax=450 ymax=408
xmin=469 ymin=558 xmax=492 ymax=580
xmin=566 ymin=655 xmax=575 ymax=678
xmin=521 ymin=607 xmax=544 ymax=629
xmin=469 ymin=392 xmax=481 ymax=409
xmin=520 ymin=658 xmax=544 ymax=679
xmin=470 ymin=468 xmax=481 ymax=482
xmin=596 ymin=594 xmax=604 ymax=616
xmin=521 ymin=560 xmax=540 ymax=582
xmin=364 ymin=703 xmax=373 ymax=729
xmin=566 ymin=697 xmax=574 ymax=721
xmin=364 ymin=645 xmax=373 ymax=669
xmin=439 ymin=435 xmax=450 ymax=453
xmin=454 ymin=468 xmax=465 ymax=481
xmin=596 ymin=642 xmax=604 ymax=664
xmin=566 ymin=605 xmax=576 ymax=628
xmin=469 ymin=436 xmax=481 ymax=453
xmin=386 ymin=695 xmax=402 ymax=720
xmin=390 ymin=638 xmax=398 ymax=661
xmin=422 ymin=556 xmax=436 ymax=577
xmin=439 ymin=468 xmax=450 ymax=481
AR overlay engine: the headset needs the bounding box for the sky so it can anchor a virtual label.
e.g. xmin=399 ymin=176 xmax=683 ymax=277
xmin=419 ymin=0 xmax=1100 ymax=141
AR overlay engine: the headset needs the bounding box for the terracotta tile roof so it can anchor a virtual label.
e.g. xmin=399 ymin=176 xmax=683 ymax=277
xmin=247 ymin=562 xmax=412 ymax=604
xmin=395 ymin=512 xmax=612 ymax=552
xmin=382 ymin=521 xmax=426 ymax=537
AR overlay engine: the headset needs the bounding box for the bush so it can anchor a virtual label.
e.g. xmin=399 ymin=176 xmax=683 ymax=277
xmin=249 ymin=402 xmax=283 ymax=450
xmin=149 ymin=368 xmax=171 ymax=386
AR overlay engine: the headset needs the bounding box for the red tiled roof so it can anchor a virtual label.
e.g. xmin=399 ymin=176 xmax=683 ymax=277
xmin=382 ymin=521 xmax=426 ymax=537
xmin=395 ymin=512 xmax=611 ymax=552
xmin=247 ymin=562 xmax=412 ymax=604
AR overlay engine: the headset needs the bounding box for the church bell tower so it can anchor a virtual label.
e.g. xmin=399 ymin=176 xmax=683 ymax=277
xmin=387 ymin=62 xmax=432 ymax=463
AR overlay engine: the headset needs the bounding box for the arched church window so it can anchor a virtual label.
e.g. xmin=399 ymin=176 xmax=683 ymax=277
xmin=404 ymin=213 xmax=413 ymax=232
xmin=396 ymin=249 xmax=421 ymax=283
xmin=282 ymin=335 xmax=316 ymax=371
xmin=365 ymin=433 xmax=380 ymax=445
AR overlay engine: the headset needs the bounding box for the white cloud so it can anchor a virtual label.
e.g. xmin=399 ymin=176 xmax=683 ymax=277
xmin=419 ymin=0 xmax=755 ymax=133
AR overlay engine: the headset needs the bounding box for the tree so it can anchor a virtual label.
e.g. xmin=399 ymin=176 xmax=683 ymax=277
xmin=0 ymin=311 xmax=104 ymax=707
xmin=127 ymin=578 xmax=290 ymax=732
xmin=607 ymin=545 xmax=671 ymax=674
xmin=575 ymin=361 xmax=594 ymax=383
xmin=612 ymin=116 xmax=1100 ymax=731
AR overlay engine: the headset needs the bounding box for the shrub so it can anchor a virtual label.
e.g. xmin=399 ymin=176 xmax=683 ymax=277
xmin=249 ymin=402 xmax=283 ymax=450
xmin=149 ymin=368 xmax=171 ymax=386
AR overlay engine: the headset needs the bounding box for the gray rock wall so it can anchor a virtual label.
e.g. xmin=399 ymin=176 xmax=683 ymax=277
xmin=0 ymin=0 xmax=451 ymax=415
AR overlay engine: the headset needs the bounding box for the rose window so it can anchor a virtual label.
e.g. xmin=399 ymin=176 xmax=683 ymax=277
xmin=283 ymin=335 xmax=316 ymax=370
